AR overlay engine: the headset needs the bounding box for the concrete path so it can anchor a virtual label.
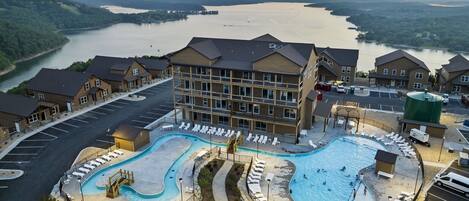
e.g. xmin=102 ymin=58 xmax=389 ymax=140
xmin=212 ymin=161 xmax=233 ymax=201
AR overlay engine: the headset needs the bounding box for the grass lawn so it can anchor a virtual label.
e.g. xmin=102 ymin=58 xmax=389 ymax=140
xmin=198 ymin=159 xmax=225 ymax=201
xmin=226 ymin=163 xmax=245 ymax=201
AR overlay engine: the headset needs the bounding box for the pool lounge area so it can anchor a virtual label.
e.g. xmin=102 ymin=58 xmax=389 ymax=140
xmin=79 ymin=131 xmax=386 ymax=201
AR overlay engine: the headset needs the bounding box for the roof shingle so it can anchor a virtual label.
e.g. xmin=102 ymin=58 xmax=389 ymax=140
xmin=317 ymin=47 xmax=359 ymax=67
xmin=442 ymin=54 xmax=469 ymax=73
xmin=0 ymin=92 xmax=38 ymax=117
xmin=27 ymin=68 xmax=90 ymax=97
xmin=375 ymin=50 xmax=429 ymax=71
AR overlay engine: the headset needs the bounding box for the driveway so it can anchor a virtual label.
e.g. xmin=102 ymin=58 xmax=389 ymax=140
xmin=0 ymin=81 xmax=174 ymax=201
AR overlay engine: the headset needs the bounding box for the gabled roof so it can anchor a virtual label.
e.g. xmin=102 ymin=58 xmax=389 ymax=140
xmin=86 ymin=56 xmax=143 ymax=81
xmin=0 ymin=92 xmax=38 ymax=117
xmin=172 ymin=35 xmax=316 ymax=74
xmin=442 ymin=54 xmax=469 ymax=73
xmin=374 ymin=149 xmax=398 ymax=164
xmin=112 ymin=124 xmax=146 ymax=140
xmin=27 ymin=68 xmax=91 ymax=97
xmin=251 ymin=34 xmax=282 ymax=42
xmin=136 ymin=57 xmax=169 ymax=70
xmin=375 ymin=50 xmax=429 ymax=71
xmin=317 ymin=47 xmax=359 ymax=67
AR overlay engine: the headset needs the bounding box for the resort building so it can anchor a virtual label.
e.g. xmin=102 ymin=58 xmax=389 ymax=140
xmin=315 ymin=47 xmax=359 ymax=84
xmin=112 ymin=124 xmax=150 ymax=151
xmin=369 ymin=50 xmax=430 ymax=90
xmin=0 ymin=92 xmax=59 ymax=133
xmin=86 ymin=56 xmax=152 ymax=92
xmin=136 ymin=57 xmax=172 ymax=79
xmin=27 ymin=68 xmax=112 ymax=112
xmin=437 ymin=54 xmax=469 ymax=94
xmin=169 ymin=34 xmax=319 ymax=143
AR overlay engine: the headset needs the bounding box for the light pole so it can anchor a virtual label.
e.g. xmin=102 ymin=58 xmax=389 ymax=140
xmin=209 ymin=133 xmax=212 ymax=155
xmin=438 ymin=136 xmax=445 ymax=162
xmin=414 ymin=166 xmax=420 ymax=195
xmin=79 ymin=180 xmax=84 ymax=201
xmin=266 ymin=178 xmax=271 ymax=201
xmin=179 ymin=178 xmax=184 ymax=201
xmin=256 ymin=139 xmax=259 ymax=158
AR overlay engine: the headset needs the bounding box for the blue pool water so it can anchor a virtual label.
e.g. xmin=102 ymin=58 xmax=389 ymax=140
xmin=81 ymin=134 xmax=384 ymax=201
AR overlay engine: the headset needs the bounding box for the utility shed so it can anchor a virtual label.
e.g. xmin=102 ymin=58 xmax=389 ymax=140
xmin=112 ymin=124 xmax=150 ymax=151
xmin=375 ymin=150 xmax=398 ymax=175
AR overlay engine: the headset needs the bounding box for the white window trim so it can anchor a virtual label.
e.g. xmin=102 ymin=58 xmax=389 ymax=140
xmin=95 ymin=79 xmax=101 ymax=87
xmin=383 ymin=68 xmax=389 ymax=75
xmin=79 ymin=96 xmax=88 ymax=104
xmin=132 ymin=68 xmax=139 ymax=76
xmin=253 ymin=104 xmax=260 ymax=114
xmin=84 ymin=82 xmax=90 ymax=91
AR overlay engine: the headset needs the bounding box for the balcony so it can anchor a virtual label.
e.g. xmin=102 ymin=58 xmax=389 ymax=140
xmin=368 ymin=70 xmax=409 ymax=81
xmin=231 ymin=111 xmax=297 ymax=125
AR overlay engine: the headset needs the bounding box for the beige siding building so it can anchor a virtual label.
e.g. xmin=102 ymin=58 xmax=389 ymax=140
xmin=170 ymin=34 xmax=318 ymax=143
xmin=316 ymin=47 xmax=359 ymax=85
xmin=438 ymin=54 xmax=469 ymax=94
xmin=369 ymin=50 xmax=430 ymax=90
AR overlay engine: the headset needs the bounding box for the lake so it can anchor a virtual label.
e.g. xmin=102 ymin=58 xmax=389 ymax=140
xmin=0 ymin=2 xmax=463 ymax=91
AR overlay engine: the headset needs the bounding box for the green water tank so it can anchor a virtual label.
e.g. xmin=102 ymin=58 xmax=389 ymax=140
xmin=404 ymin=91 xmax=443 ymax=124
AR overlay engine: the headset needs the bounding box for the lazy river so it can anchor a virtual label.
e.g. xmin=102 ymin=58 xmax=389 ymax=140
xmin=82 ymin=133 xmax=384 ymax=201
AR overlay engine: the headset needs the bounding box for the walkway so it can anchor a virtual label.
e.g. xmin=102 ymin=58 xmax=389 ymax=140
xmin=212 ymin=161 xmax=233 ymax=201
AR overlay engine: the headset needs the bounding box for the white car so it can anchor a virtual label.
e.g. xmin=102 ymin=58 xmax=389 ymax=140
xmin=442 ymin=94 xmax=449 ymax=104
xmin=435 ymin=172 xmax=469 ymax=197
xmin=336 ymin=86 xmax=346 ymax=93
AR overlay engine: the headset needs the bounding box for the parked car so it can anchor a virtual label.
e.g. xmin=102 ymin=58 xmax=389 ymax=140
xmin=442 ymin=94 xmax=449 ymax=104
xmin=462 ymin=94 xmax=469 ymax=107
xmin=434 ymin=172 xmax=469 ymax=197
xmin=409 ymin=128 xmax=430 ymax=147
xmin=336 ymin=85 xmax=346 ymax=93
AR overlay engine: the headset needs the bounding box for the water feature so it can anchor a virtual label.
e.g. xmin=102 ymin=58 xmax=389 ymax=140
xmin=81 ymin=134 xmax=384 ymax=201
xmin=0 ymin=3 xmax=464 ymax=91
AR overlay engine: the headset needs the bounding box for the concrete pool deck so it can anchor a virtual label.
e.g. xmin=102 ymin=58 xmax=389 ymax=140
xmin=95 ymin=137 xmax=191 ymax=196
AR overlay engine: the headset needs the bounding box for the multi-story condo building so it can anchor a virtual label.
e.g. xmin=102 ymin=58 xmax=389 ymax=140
xmin=369 ymin=50 xmax=430 ymax=90
xmin=316 ymin=47 xmax=359 ymax=84
xmin=169 ymin=34 xmax=318 ymax=143
xmin=437 ymin=54 xmax=469 ymax=94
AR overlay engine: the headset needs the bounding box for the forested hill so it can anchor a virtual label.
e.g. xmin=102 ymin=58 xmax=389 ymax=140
xmin=307 ymin=0 xmax=469 ymax=52
xmin=0 ymin=0 xmax=187 ymax=72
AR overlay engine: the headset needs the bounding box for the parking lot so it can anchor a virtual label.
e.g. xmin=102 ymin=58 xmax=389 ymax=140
xmin=426 ymin=161 xmax=469 ymax=201
xmin=0 ymin=80 xmax=175 ymax=201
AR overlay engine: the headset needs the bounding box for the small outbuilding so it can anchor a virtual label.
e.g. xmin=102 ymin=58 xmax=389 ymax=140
xmin=374 ymin=150 xmax=398 ymax=177
xmin=112 ymin=124 xmax=150 ymax=152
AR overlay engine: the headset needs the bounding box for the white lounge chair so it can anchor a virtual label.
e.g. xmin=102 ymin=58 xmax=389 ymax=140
xmin=247 ymin=133 xmax=252 ymax=141
xmin=84 ymin=164 xmax=95 ymax=170
xmin=96 ymin=158 xmax=106 ymax=164
xmin=72 ymin=172 xmax=85 ymax=178
xmin=114 ymin=150 xmax=124 ymax=155
xmin=236 ymin=131 xmax=241 ymax=139
xmin=184 ymin=123 xmax=191 ymax=130
xmin=258 ymin=135 xmax=264 ymax=143
xmin=262 ymin=136 xmax=268 ymax=144
xmin=272 ymin=137 xmax=278 ymax=145
xmin=254 ymin=162 xmax=265 ymax=169
xmin=384 ymin=142 xmax=393 ymax=146
xmin=229 ymin=130 xmax=235 ymax=137
xmin=247 ymin=176 xmax=260 ymax=184
xmin=255 ymin=158 xmax=266 ymax=165
xmin=179 ymin=122 xmax=186 ymax=129
xmin=89 ymin=161 xmax=100 ymax=166
xmin=250 ymin=171 xmax=262 ymax=177
xmin=78 ymin=167 xmax=90 ymax=174
xmin=108 ymin=152 xmax=119 ymax=158
xmin=252 ymin=166 xmax=264 ymax=173
xmin=309 ymin=140 xmax=317 ymax=148
xmin=253 ymin=135 xmax=259 ymax=142
xmin=101 ymin=155 xmax=112 ymax=161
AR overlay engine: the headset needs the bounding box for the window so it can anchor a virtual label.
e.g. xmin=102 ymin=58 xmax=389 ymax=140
xmin=280 ymin=91 xmax=294 ymax=102
xmin=341 ymin=76 xmax=345 ymax=81
xmin=220 ymin=69 xmax=229 ymax=77
xmin=132 ymin=68 xmax=139 ymax=76
xmin=262 ymin=89 xmax=274 ymax=99
xmin=453 ymin=85 xmax=461 ymax=92
xmin=347 ymin=67 xmax=352 ymax=73
xmin=415 ymin=72 xmax=423 ymax=79
xmin=342 ymin=66 xmax=346 ymax=73
xmin=346 ymin=76 xmax=350 ymax=83
xmin=202 ymin=82 xmax=210 ymax=91
xmin=453 ymin=179 xmax=469 ymax=188
xmin=239 ymin=119 xmax=249 ymax=128
xmin=276 ymin=75 xmax=283 ymax=83
xmin=284 ymin=108 xmax=296 ymax=119
xmin=413 ymin=83 xmax=422 ymax=89
xmin=51 ymin=106 xmax=58 ymax=115
xmin=247 ymin=104 xmax=253 ymax=113
xmin=202 ymin=113 xmax=211 ymax=123
xmin=84 ymin=82 xmax=90 ymax=91
xmin=203 ymin=98 xmax=208 ymax=106
xmin=263 ymin=73 xmax=274 ymax=82
xmin=461 ymin=75 xmax=469 ymax=82
xmin=268 ymin=105 xmax=274 ymax=116
xmin=391 ymin=69 xmax=397 ymax=76
xmin=383 ymin=68 xmax=388 ymax=75
xmin=255 ymin=121 xmax=267 ymax=131
xmin=96 ymin=79 xmax=101 ymax=87
xmin=185 ymin=80 xmax=191 ymax=89
xmin=103 ymin=90 xmax=108 ymax=97
xmin=239 ymin=87 xmax=251 ymax=96
xmin=37 ymin=93 xmax=45 ymax=100
xmin=242 ymin=72 xmax=251 ymax=79
xmin=223 ymin=85 xmax=230 ymax=94
xmin=28 ymin=113 xmax=39 ymax=123
xmin=218 ymin=116 xmax=229 ymax=125
xmin=239 ymin=103 xmax=247 ymax=112
xmin=196 ymin=67 xmax=207 ymax=75
xmin=215 ymin=100 xmax=227 ymax=109
xmin=400 ymin=70 xmax=406 ymax=76
xmin=185 ymin=96 xmax=193 ymax=104
xmin=253 ymin=104 xmax=260 ymax=114
xmin=79 ymin=96 xmax=88 ymax=104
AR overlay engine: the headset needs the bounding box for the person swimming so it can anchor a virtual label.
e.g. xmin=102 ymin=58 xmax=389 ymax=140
xmin=323 ymin=181 xmax=326 ymax=185
xmin=340 ymin=166 xmax=346 ymax=171
xmin=317 ymin=169 xmax=321 ymax=173
xmin=303 ymin=174 xmax=308 ymax=179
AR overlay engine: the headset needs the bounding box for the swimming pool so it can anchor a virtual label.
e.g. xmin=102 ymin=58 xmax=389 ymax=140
xmin=81 ymin=134 xmax=384 ymax=201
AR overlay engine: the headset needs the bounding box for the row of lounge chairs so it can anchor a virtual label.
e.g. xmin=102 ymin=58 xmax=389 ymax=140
xmin=385 ymin=133 xmax=416 ymax=158
xmin=71 ymin=149 xmax=124 ymax=179
xmin=246 ymin=133 xmax=279 ymax=146
xmin=247 ymin=159 xmax=267 ymax=201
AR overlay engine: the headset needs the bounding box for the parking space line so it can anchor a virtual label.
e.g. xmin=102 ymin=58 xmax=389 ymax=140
xmin=39 ymin=131 xmax=58 ymax=139
xmin=132 ymin=126 xmax=145 ymax=129
xmin=0 ymin=186 xmax=8 ymax=189
xmin=16 ymin=146 xmax=44 ymax=149
xmin=24 ymin=139 xmax=55 ymax=142
xmin=433 ymin=185 xmax=467 ymax=200
xmin=99 ymin=107 xmax=115 ymax=112
xmin=96 ymin=139 xmax=114 ymax=144
xmin=152 ymin=108 xmax=169 ymax=112
xmin=0 ymin=161 xmax=30 ymax=164
xmin=50 ymin=126 xmax=69 ymax=133
xmin=81 ymin=114 xmax=99 ymax=119
xmin=147 ymin=111 xmax=164 ymax=115
xmin=105 ymin=104 xmax=123 ymax=109
xmin=88 ymin=110 xmax=106 ymax=115
xmin=61 ymin=122 xmax=79 ymax=128
xmin=7 ymin=153 xmax=38 ymax=156
xmin=137 ymin=91 xmax=155 ymax=96
xmin=140 ymin=116 xmax=155 ymax=120
xmin=132 ymin=120 xmax=151 ymax=124
xmin=113 ymin=100 xmax=130 ymax=105
xmin=69 ymin=118 xmax=89 ymax=124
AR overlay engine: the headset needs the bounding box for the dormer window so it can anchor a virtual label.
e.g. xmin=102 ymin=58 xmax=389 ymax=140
xmin=84 ymin=82 xmax=90 ymax=91
xmin=132 ymin=68 xmax=139 ymax=76
xmin=96 ymin=79 xmax=101 ymax=87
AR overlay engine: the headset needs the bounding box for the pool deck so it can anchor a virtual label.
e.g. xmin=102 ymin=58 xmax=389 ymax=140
xmin=212 ymin=161 xmax=233 ymax=201
xmin=95 ymin=137 xmax=191 ymax=196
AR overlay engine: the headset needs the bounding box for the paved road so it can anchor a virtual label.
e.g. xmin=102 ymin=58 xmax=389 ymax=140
xmin=0 ymin=81 xmax=174 ymax=201
xmin=324 ymin=90 xmax=469 ymax=115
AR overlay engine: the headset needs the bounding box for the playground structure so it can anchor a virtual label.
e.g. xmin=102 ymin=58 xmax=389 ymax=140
xmin=105 ymin=169 xmax=135 ymax=198
xmin=226 ymin=132 xmax=243 ymax=156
